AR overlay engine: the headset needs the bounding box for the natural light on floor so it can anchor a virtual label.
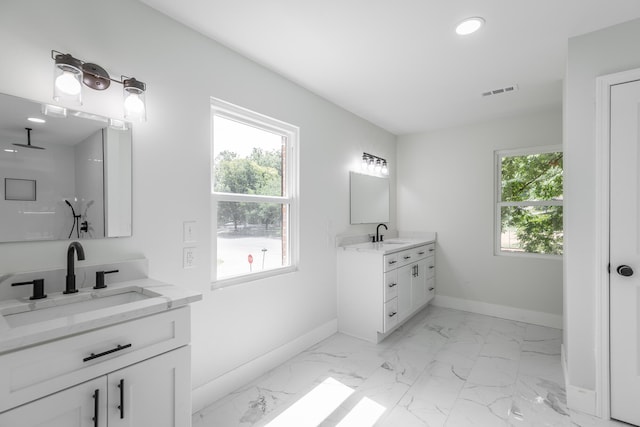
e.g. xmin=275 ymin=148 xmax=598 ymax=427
xmin=264 ymin=377 xmax=386 ymax=427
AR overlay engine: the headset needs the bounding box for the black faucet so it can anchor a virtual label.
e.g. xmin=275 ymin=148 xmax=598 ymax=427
xmin=375 ymin=223 xmax=388 ymax=243
xmin=65 ymin=241 xmax=85 ymax=294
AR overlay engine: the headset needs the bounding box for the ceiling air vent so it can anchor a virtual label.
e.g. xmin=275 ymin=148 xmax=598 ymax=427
xmin=482 ymin=84 xmax=519 ymax=97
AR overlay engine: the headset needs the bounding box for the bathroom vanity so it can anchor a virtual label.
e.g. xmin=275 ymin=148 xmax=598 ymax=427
xmin=337 ymin=236 xmax=436 ymax=343
xmin=0 ymin=278 xmax=201 ymax=427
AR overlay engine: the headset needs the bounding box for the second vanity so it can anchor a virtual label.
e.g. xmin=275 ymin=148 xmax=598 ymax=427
xmin=0 ymin=273 xmax=201 ymax=427
xmin=337 ymin=235 xmax=436 ymax=343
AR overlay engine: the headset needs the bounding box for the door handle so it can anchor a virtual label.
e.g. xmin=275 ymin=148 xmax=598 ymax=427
xmin=617 ymin=265 xmax=634 ymax=277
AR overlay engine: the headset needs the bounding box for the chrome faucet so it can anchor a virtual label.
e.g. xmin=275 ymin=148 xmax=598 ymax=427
xmin=375 ymin=223 xmax=388 ymax=243
xmin=64 ymin=241 xmax=85 ymax=294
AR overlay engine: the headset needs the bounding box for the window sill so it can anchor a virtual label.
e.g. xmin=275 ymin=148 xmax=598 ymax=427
xmin=496 ymin=250 xmax=562 ymax=260
xmin=211 ymin=265 xmax=298 ymax=289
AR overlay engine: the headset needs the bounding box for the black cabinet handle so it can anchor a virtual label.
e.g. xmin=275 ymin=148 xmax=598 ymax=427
xmin=429 ymin=266 xmax=435 ymax=269
xmin=429 ymin=287 xmax=435 ymax=291
xmin=388 ymin=283 xmax=397 ymax=288
xmin=403 ymin=255 xmax=411 ymax=260
xmin=417 ymin=251 xmax=426 ymax=255
xmin=92 ymin=389 xmax=99 ymax=427
xmin=118 ymin=379 xmax=125 ymax=419
xmin=388 ymin=311 xmax=397 ymax=318
xmin=388 ymin=260 xmax=397 ymax=265
xmin=83 ymin=344 xmax=132 ymax=362
xmin=429 ymin=248 xmax=435 ymax=252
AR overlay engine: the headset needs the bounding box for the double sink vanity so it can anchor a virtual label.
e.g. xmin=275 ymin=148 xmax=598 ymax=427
xmin=0 ymin=246 xmax=201 ymax=426
xmin=338 ymin=234 xmax=436 ymax=343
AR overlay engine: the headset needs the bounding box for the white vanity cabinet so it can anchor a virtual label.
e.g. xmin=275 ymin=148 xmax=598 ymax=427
xmin=0 ymin=305 xmax=193 ymax=427
xmin=338 ymin=240 xmax=435 ymax=343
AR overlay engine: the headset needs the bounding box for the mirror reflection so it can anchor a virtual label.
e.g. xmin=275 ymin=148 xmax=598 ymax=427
xmin=350 ymin=171 xmax=389 ymax=224
xmin=0 ymin=93 xmax=132 ymax=242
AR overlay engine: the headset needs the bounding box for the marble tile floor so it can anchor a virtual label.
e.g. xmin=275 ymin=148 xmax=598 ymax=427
xmin=193 ymin=306 xmax=629 ymax=427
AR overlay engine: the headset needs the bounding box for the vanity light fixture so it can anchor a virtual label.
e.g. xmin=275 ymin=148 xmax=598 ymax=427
xmin=456 ymin=17 xmax=485 ymax=36
xmin=51 ymin=50 xmax=147 ymax=122
xmin=361 ymin=152 xmax=389 ymax=175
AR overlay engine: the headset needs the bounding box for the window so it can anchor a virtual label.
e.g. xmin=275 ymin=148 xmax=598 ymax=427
xmin=495 ymin=146 xmax=563 ymax=257
xmin=211 ymin=98 xmax=298 ymax=285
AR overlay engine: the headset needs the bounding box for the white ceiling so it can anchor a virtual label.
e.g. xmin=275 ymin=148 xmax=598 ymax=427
xmin=139 ymin=0 xmax=640 ymax=135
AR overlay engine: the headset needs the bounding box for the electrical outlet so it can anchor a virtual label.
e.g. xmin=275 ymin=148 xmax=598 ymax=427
xmin=183 ymin=247 xmax=196 ymax=269
xmin=183 ymin=221 xmax=196 ymax=243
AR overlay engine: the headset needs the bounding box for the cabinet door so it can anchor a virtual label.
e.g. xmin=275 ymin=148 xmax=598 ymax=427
xmin=0 ymin=377 xmax=106 ymax=427
xmin=397 ymin=264 xmax=413 ymax=322
xmin=411 ymin=259 xmax=428 ymax=310
xmin=108 ymin=346 xmax=190 ymax=427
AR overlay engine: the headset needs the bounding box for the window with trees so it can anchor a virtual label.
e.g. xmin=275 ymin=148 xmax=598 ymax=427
xmin=496 ymin=146 xmax=563 ymax=257
xmin=211 ymin=99 xmax=298 ymax=284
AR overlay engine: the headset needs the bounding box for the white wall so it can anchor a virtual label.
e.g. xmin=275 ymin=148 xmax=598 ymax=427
xmin=397 ymin=107 xmax=563 ymax=323
xmin=0 ymin=0 xmax=396 ymax=409
xmin=564 ymin=18 xmax=640 ymax=407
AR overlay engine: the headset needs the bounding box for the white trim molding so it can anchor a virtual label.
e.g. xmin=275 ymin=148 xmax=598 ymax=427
xmin=432 ymin=295 xmax=562 ymax=329
xmin=191 ymin=318 xmax=338 ymax=415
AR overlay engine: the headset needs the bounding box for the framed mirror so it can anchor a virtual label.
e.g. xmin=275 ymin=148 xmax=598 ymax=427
xmin=350 ymin=171 xmax=389 ymax=224
xmin=0 ymin=93 xmax=132 ymax=242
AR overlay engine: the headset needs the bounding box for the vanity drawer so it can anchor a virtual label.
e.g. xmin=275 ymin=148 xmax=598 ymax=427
xmin=384 ymin=271 xmax=398 ymax=302
xmin=383 ymin=298 xmax=399 ymax=332
xmin=0 ymin=306 xmax=190 ymax=413
xmin=425 ymin=256 xmax=436 ymax=279
xmin=383 ymin=253 xmax=399 ymax=272
xmin=412 ymin=244 xmax=432 ymax=261
xmin=426 ymin=278 xmax=436 ymax=301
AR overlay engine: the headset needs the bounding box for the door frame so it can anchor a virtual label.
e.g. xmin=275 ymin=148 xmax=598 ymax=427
xmin=595 ymin=67 xmax=640 ymax=419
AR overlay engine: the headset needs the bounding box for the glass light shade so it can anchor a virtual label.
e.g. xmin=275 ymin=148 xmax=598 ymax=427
xmin=53 ymin=54 xmax=82 ymax=105
xmin=381 ymin=161 xmax=389 ymax=175
xmin=361 ymin=155 xmax=369 ymax=169
xmin=123 ymin=78 xmax=146 ymax=122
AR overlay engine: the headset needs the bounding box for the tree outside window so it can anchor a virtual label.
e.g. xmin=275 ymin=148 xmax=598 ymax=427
xmin=496 ymin=146 xmax=563 ymax=256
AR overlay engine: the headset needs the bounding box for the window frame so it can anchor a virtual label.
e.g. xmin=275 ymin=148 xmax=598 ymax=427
xmin=494 ymin=145 xmax=563 ymax=259
xmin=210 ymin=97 xmax=299 ymax=287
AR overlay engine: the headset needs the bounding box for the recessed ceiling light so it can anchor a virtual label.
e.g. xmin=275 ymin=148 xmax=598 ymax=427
xmin=456 ymin=17 xmax=485 ymax=36
xmin=27 ymin=117 xmax=46 ymax=124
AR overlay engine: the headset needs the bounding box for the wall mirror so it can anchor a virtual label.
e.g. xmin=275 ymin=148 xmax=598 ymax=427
xmin=350 ymin=171 xmax=389 ymax=224
xmin=0 ymin=93 xmax=132 ymax=242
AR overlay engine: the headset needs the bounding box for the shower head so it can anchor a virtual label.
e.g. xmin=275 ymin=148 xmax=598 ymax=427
xmin=12 ymin=128 xmax=45 ymax=150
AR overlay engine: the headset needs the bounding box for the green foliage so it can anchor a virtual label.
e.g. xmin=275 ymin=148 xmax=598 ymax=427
xmin=214 ymin=148 xmax=283 ymax=231
xmin=501 ymin=152 xmax=563 ymax=255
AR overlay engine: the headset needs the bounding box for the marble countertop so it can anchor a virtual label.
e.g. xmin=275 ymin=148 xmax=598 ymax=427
xmin=340 ymin=235 xmax=436 ymax=254
xmin=0 ymin=279 xmax=202 ymax=354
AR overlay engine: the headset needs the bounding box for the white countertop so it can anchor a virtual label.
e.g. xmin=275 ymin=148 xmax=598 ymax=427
xmin=340 ymin=236 xmax=435 ymax=254
xmin=0 ymin=279 xmax=202 ymax=354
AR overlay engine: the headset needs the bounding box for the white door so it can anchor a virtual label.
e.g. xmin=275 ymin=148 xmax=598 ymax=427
xmin=108 ymin=346 xmax=191 ymax=427
xmin=610 ymin=78 xmax=640 ymax=426
xmin=0 ymin=377 xmax=106 ymax=427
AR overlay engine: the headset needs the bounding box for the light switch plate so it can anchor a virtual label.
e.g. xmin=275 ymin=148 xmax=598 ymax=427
xmin=183 ymin=247 xmax=196 ymax=269
xmin=183 ymin=221 xmax=196 ymax=243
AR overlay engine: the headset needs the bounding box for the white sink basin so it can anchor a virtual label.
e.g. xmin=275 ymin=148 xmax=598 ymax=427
xmin=2 ymin=290 xmax=151 ymax=328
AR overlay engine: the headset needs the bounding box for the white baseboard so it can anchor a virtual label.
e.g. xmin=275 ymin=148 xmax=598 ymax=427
xmin=566 ymin=384 xmax=597 ymax=416
xmin=191 ymin=318 xmax=338 ymax=414
xmin=562 ymin=344 xmax=598 ymax=416
xmin=432 ymin=295 xmax=563 ymax=329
